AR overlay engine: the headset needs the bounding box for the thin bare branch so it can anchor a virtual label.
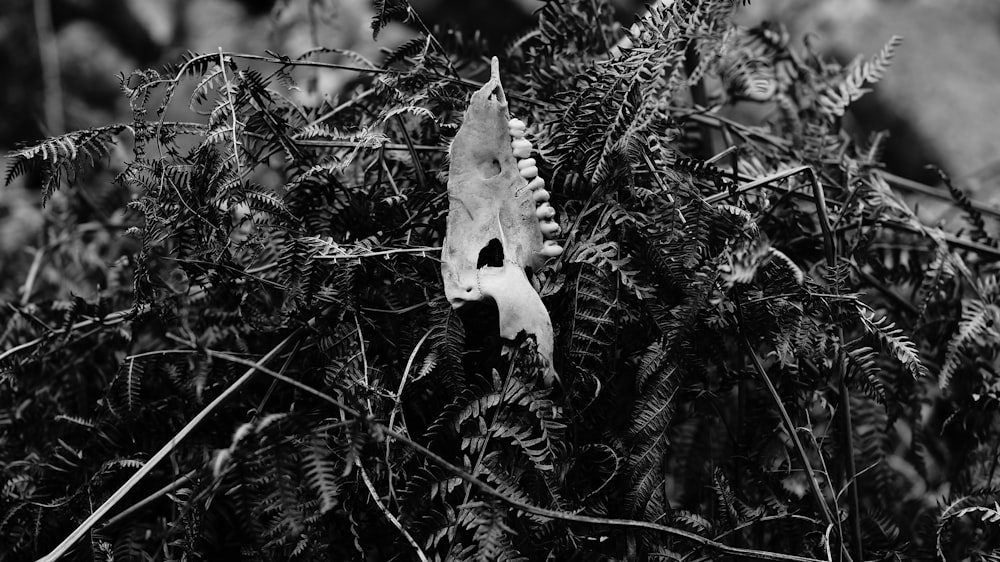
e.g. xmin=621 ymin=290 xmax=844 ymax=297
xmin=36 ymin=332 xmax=301 ymax=562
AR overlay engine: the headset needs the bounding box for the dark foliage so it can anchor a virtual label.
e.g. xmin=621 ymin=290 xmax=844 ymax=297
xmin=4 ymin=1 xmax=1000 ymax=561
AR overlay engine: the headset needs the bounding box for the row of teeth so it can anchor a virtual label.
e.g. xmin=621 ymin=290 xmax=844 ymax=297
xmin=509 ymin=118 xmax=564 ymax=258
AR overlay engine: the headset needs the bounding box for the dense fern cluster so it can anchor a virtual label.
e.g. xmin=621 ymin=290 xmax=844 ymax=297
xmin=4 ymin=1 xmax=1000 ymax=560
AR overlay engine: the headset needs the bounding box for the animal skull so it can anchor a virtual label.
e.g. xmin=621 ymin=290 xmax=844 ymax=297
xmin=441 ymin=57 xmax=562 ymax=383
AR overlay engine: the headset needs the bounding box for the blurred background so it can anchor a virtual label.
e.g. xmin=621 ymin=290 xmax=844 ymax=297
xmin=3 ymin=0 xmax=999 ymax=292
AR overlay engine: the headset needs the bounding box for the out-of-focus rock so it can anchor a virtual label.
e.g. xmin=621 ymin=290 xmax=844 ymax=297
xmin=57 ymin=21 xmax=133 ymax=131
xmin=54 ymin=0 xmax=163 ymax=64
xmin=126 ymin=0 xmax=176 ymax=47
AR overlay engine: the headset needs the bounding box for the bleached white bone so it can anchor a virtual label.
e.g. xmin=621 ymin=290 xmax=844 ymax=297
xmin=441 ymin=57 xmax=561 ymax=383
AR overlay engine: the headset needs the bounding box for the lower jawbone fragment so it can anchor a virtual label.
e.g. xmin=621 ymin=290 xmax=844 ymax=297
xmin=441 ymin=57 xmax=559 ymax=383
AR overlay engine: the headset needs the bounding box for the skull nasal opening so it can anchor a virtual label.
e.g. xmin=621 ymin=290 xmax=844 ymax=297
xmin=480 ymin=158 xmax=500 ymax=178
xmin=477 ymin=238 xmax=504 ymax=268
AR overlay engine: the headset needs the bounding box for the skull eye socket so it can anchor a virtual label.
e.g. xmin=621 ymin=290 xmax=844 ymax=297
xmin=477 ymin=238 xmax=505 ymax=268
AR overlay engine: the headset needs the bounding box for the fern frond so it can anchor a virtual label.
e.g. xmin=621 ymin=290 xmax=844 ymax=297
xmin=939 ymin=298 xmax=1000 ymax=389
xmin=862 ymin=506 xmax=901 ymax=547
xmin=479 ymin=456 xmax=550 ymax=524
xmin=845 ymin=344 xmax=887 ymax=404
xmin=626 ymin=344 xmax=682 ymax=520
xmin=5 ymin=124 xmax=131 ymax=202
xmin=190 ymin=62 xmax=230 ymax=111
xmin=865 ymin=35 xmax=904 ymax=84
xmin=489 ymin=411 xmax=554 ymax=472
xmin=670 ymin=510 xmax=715 ymax=536
xmin=397 ymin=465 xmax=463 ymax=526
xmin=721 ymin=236 xmax=772 ymax=288
xmin=100 ymin=458 xmax=145 ymax=471
xmin=674 ymin=157 xmax=734 ymax=192
xmin=53 ymin=414 xmax=97 ymax=429
xmin=568 ymin=266 xmax=618 ymax=380
xmin=241 ymin=188 xmax=298 ymax=224
xmin=472 ymin=504 xmax=517 ymax=562
xmin=718 ymin=51 xmax=777 ymax=102
xmin=295 ymin=46 xmax=379 ymax=70
xmin=915 ymin=244 xmax=964 ymax=316
xmin=425 ymin=298 xmax=466 ymax=392
xmin=938 ymin=168 xmax=998 ymax=247
xmin=302 ymin=440 xmax=340 ymax=514
xmin=106 ymin=357 xmax=148 ymax=416
xmin=383 ymin=35 xmax=429 ymax=68
xmin=448 ymin=371 xmax=562 ymax=475
xmin=857 ymin=307 xmax=929 ymax=380
xmin=936 ymin=492 xmax=1000 ymax=561
xmin=371 ymin=0 xmax=410 ymax=40
xmin=378 ymin=104 xmax=437 ymax=127
xmin=815 ymin=35 xmax=902 ymax=118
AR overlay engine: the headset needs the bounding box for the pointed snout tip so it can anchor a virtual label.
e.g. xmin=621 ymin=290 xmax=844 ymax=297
xmin=485 ymin=56 xmax=506 ymax=105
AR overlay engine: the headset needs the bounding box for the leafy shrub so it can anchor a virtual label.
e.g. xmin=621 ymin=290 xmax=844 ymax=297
xmin=4 ymin=1 xmax=1000 ymax=560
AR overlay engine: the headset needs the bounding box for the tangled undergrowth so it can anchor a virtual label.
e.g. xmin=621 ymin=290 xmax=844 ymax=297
xmin=4 ymin=1 xmax=1000 ymax=560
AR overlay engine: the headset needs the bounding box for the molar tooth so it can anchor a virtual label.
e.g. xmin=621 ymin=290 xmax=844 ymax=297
xmin=508 ymin=119 xmax=526 ymax=138
xmin=540 ymin=240 xmax=563 ymax=257
xmin=517 ymin=158 xmax=536 ymax=170
xmin=536 ymin=203 xmax=555 ymax=219
xmin=526 ymin=177 xmax=545 ymax=191
xmin=519 ymin=166 xmax=538 ymax=180
xmin=532 ymin=188 xmax=550 ymax=203
xmin=511 ymin=138 xmax=532 ymax=158
xmin=540 ymin=220 xmax=560 ymax=236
